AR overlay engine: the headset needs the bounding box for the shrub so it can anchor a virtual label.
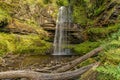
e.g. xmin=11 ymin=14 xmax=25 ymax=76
xmin=96 ymin=29 xmax=120 ymax=80
xmin=97 ymin=65 xmax=120 ymax=80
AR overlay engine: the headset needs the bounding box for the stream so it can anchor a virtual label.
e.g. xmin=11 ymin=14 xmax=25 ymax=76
xmin=0 ymin=54 xmax=79 ymax=80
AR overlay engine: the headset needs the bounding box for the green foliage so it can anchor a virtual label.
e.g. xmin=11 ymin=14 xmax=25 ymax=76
xmin=43 ymin=0 xmax=52 ymax=4
xmin=97 ymin=65 xmax=120 ymax=80
xmin=73 ymin=6 xmax=88 ymax=25
xmin=0 ymin=8 xmax=11 ymax=27
xmin=94 ymin=5 xmax=105 ymax=16
xmin=96 ymin=28 xmax=120 ymax=80
xmin=72 ymin=0 xmax=88 ymax=25
xmin=14 ymin=35 xmax=52 ymax=54
xmin=0 ymin=41 xmax=9 ymax=56
xmin=73 ymin=41 xmax=100 ymax=55
xmin=78 ymin=25 xmax=120 ymax=79
xmin=0 ymin=33 xmax=52 ymax=56
xmin=86 ymin=24 xmax=120 ymax=41
xmin=56 ymin=0 xmax=69 ymax=6
xmin=101 ymin=27 xmax=120 ymax=50
xmin=0 ymin=1 xmax=15 ymax=12
xmin=78 ymin=58 xmax=96 ymax=67
xmin=0 ymin=33 xmax=15 ymax=56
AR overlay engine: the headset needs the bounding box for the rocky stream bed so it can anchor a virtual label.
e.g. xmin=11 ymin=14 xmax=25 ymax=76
xmin=0 ymin=54 xmax=79 ymax=80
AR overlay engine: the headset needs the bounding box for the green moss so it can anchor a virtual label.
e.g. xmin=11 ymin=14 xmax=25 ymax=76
xmin=56 ymin=0 xmax=69 ymax=6
xmin=0 ymin=41 xmax=9 ymax=56
xmin=86 ymin=24 xmax=120 ymax=41
xmin=96 ymin=29 xmax=120 ymax=80
xmin=73 ymin=6 xmax=88 ymax=25
xmin=14 ymin=35 xmax=52 ymax=54
xmin=0 ymin=1 xmax=17 ymax=13
xmin=0 ymin=33 xmax=52 ymax=56
xmin=73 ymin=41 xmax=100 ymax=55
xmin=78 ymin=58 xmax=96 ymax=67
xmin=0 ymin=33 xmax=15 ymax=56
xmin=0 ymin=8 xmax=11 ymax=27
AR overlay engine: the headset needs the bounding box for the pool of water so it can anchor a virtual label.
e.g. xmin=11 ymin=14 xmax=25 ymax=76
xmin=2 ymin=54 xmax=79 ymax=71
xmin=1 ymin=54 xmax=80 ymax=80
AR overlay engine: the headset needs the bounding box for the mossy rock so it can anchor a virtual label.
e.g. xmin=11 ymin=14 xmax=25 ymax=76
xmin=85 ymin=24 xmax=120 ymax=41
xmin=0 ymin=33 xmax=52 ymax=56
xmin=5 ymin=19 xmax=37 ymax=34
xmin=14 ymin=36 xmax=52 ymax=54
xmin=73 ymin=41 xmax=100 ymax=55
xmin=0 ymin=1 xmax=18 ymax=13
xmin=3 ymin=19 xmax=48 ymax=39
xmin=0 ymin=8 xmax=11 ymax=27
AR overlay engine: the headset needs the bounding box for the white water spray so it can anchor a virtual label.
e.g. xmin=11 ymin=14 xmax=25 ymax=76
xmin=53 ymin=6 xmax=72 ymax=55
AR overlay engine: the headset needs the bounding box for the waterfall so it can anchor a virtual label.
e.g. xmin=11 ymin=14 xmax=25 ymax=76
xmin=53 ymin=6 xmax=72 ymax=55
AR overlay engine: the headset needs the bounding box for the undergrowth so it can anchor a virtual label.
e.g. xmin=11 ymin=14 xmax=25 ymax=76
xmin=96 ymin=28 xmax=120 ymax=80
xmin=0 ymin=33 xmax=52 ymax=56
xmin=73 ymin=41 xmax=100 ymax=55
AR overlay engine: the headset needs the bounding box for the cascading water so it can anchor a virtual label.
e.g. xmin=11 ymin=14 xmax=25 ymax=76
xmin=53 ymin=6 xmax=72 ymax=55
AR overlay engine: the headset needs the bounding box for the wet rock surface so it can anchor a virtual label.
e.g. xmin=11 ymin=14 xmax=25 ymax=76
xmin=0 ymin=54 xmax=79 ymax=80
xmin=43 ymin=23 xmax=84 ymax=44
xmin=0 ymin=55 xmax=78 ymax=71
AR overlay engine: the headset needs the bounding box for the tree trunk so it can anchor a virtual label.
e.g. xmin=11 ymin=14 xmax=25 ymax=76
xmin=0 ymin=62 xmax=99 ymax=80
xmin=56 ymin=47 xmax=103 ymax=72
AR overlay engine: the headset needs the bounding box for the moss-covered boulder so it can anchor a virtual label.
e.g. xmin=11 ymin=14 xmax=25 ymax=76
xmin=0 ymin=33 xmax=52 ymax=56
xmin=73 ymin=41 xmax=100 ymax=55
xmin=0 ymin=8 xmax=11 ymax=28
xmin=5 ymin=19 xmax=43 ymax=34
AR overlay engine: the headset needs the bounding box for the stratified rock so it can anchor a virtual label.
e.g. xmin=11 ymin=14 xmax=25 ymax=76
xmin=4 ymin=19 xmax=37 ymax=34
xmin=0 ymin=19 xmax=47 ymax=37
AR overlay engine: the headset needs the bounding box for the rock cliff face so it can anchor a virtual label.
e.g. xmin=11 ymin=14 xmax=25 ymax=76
xmin=0 ymin=0 xmax=53 ymax=55
xmin=0 ymin=0 xmax=120 ymax=44
xmin=0 ymin=0 xmax=54 ymax=35
xmin=42 ymin=23 xmax=84 ymax=44
xmin=42 ymin=1 xmax=120 ymax=43
xmin=0 ymin=0 xmax=56 ymax=27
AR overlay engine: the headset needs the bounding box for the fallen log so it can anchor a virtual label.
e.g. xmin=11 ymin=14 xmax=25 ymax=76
xmin=56 ymin=47 xmax=103 ymax=72
xmin=0 ymin=62 xmax=99 ymax=80
xmin=34 ymin=64 xmax=64 ymax=73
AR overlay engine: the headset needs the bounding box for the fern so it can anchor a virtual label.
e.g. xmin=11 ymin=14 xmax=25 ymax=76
xmin=97 ymin=64 xmax=120 ymax=80
xmin=97 ymin=26 xmax=120 ymax=80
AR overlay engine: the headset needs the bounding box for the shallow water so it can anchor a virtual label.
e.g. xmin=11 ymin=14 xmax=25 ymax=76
xmin=1 ymin=55 xmax=79 ymax=80
xmin=2 ymin=54 xmax=79 ymax=70
xmin=19 ymin=55 xmax=78 ymax=69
